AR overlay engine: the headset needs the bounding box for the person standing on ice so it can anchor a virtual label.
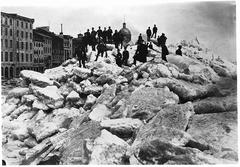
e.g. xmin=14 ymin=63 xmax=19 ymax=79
xmin=90 ymin=27 xmax=97 ymax=51
xmin=76 ymin=46 xmax=87 ymax=68
xmin=107 ymin=26 xmax=113 ymax=43
xmin=133 ymin=40 xmax=148 ymax=65
xmin=122 ymin=46 xmax=129 ymax=66
xmin=175 ymin=45 xmax=182 ymax=56
xmin=151 ymin=24 xmax=158 ymax=38
xmin=116 ymin=49 xmax=123 ymax=67
xmin=95 ymin=40 xmax=108 ymax=61
xmin=113 ymin=30 xmax=120 ymax=49
xmin=137 ymin=33 xmax=143 ymax=44
xmin=102 ymin=27 xmax=107 ymax=43
xmin=158 ymin=33 xmax=167 ymax=46
xmin=97 ymin=26 xmax=103 ymax=41
xmin=146 ymin=27 xmax=152 ymax=41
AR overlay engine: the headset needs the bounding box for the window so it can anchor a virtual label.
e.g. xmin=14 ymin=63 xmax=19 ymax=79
xmin=30 ymin=33 xmax=32 ymax=39
xmin=21 ymin=53 xmax=24 ymax=62
xmin=1 ymin=28 xmax=2 ymax=36
xmin=17 ymin=20 xmax=19 ymax=27
xmin=30 ymin=43 xmax=32 ymax=50
xmin=5 ymin=52 xmax=8 ymax=62
xmin=26 ymin=42 xmax=28 ymax=50
xmin=1 ymin=52 xmax=3 ymax=62
xmin=10 ymin=52 xmax=13 ymax=62
xmin=1 ymin=39 xmax=3 ymax=48
xmin=10 ymin=29 xmax=12 ymax=36
xmin=5 ymin=18 xmax=7 ymax=25
xmin=25 ymin=32 xmax=28 ymax=39
xmin=17 ymin=53 xmax=19 ymax=62
xmin=21 ymin=42 xmax=24 ymax=50
xmin=5 ymin=28 xmax=7 ymax=36
xmin=26 ymin=54 xmax=29 ymax=62
xmin=10 ymin=40 xmax=12 ymax=48
xmin=21 ymin=31 xmax=23 ymax=38
xmin=21 ymin=21 xmax=23 ymax=28
xmin=17 ymin=30 xmax=19 ymax=37
xmin=5 ymin=39 xmax=8 ymax=48
xmin=26 ymin=22 xmax=28 ymax=29
xmin=30 ymin=23 xmax=32 ymax=29
xmin=10 ymin=19 xmax=12 ymax=25
xmin=17 ymin=41 xmax=19 ymax=49
xmin=30 ymin=54 xmax=32 ymax=62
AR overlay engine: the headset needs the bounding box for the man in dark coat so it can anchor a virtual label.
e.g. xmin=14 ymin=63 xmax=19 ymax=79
xmin=176 ymin=45 xmax=182 ymax=56
xmin=151 ymin=24 xmax=158 ymax=38
xmin=162 ymin=45 xmax=169 ymax=62
xmin=158 ymin=33 xmax=167 ymax=46
xmin=95 ymin=41 xmax=107 ymax=61
xmin=76 ymin=46 xmax=87 ymax=68
xmin=91 ymin=27 xmax=97 ymax=51
xmin=97 ymin=26 xmax=103 ymax=41
xmin=112 ymin=30 xmax=120 ymax=49
xmin=102 ymin=27 xmax=107 ymax=43
xmin=137 ymin=33 xmax=143 ymax=45
xmin=133 ymin=41 xmax=148 ymax=65
xmin=146 ymin=27 xmax=152 ymax=41
xmin=116 ymin=49 xmax=122 ymax=67
xmin=148 ymin=42 xmax=153 ymax=50
xmin=107 ymin=26 xmax=113 ymax=43
xmin=122 ymin=46 xmax=129 ymax=66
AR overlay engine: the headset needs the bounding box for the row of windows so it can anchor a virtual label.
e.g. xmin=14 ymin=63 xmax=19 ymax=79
xmin=16 ymin=41 xmax=33 ymax=50
xmin=34 ymin=42 xmax=43 ymax=47
xmin=1 ymin=17 xmax=32 ymax=29
xmin=44 ymin=47 xmax=51 ymax=54
xmin=34 ymin=50 xmax=44 ymax=55
xmin=1 ymin=27 xmax=33 ymax=39
xmin=1 ymin=51 xmax=33 ymax=63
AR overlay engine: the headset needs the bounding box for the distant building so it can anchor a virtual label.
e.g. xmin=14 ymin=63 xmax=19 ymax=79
xmin=119 ymin=22 xmax=131 ymax=45
xmin=33 ymin=31 xmax=45 ymax=72
xmin=63 ymin=35 xmax=73 ymax=61
xmin=1 ymin=12 xmax=34 ymax=79
xmin=34 ymin=27 xmax=52 ymax=69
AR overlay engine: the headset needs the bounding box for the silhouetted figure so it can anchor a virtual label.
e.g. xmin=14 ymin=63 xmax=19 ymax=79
xmin=133 ymin=41 xmax=148 ymax=65
xmin=146 ymin=27 xmax=152 ymax=41
xmin=158 ymin=33 xmax=167 ymax=46
xmin=116 ymin=49 xmax=123 ymax=67
xmin=91 ymin=27 xmax=97 ymax=51
xmin=102 ymin=27 xmax=107 ymax=43
xmin=97 ymin=26 xmax=103 ymax=41
xmin=113 ymin=30 xmax=120 ymax=49
xmin=151 ymin=24 xmax=158 ymax=38
xmin=107 ymin=26 xmax=113 ymax=43
xmin=161 ymin=45 xmax=169 ymax=62
xmin=82 ymin=33 xmax=88 ymax=52
xmin=148 ymin=42 xmax=153 ymax=49
xmin=95 ymin=41 xmax=107 ymax=61
xmin=2 ymin=160 xmax=6 ymax=165
xmin=137 ymin=33 xmax=143 ymax=44
xmin=176 ymin=45 xmax=182 ymax=56
xmin=119 ymin=33 xmax=124 ymax=49
xmin=76 ymin=46 xmax=87 ymax=68
xmin=122 ymin=46 xmax=129 ymax=66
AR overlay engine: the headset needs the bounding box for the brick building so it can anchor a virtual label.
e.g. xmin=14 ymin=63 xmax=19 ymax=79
xmin=63 ymin=35 xmax=73 ymax=61
xmin=1 ymin=12 xmax=34 ymax=79
xmin=33 ymin=31 xmax=45 ymax=72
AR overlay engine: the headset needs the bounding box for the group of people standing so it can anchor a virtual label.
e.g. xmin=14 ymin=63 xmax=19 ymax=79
xmin=76 ymin=24 xmax=183 ymax=68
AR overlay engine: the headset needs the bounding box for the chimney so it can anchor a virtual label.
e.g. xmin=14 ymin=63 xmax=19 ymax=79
xmin=60 ymin=24 xmax=63 ymax=35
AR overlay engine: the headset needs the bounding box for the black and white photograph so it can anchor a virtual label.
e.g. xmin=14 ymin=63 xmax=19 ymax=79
xmin=1 ymin=0 xmax=238 ymax=165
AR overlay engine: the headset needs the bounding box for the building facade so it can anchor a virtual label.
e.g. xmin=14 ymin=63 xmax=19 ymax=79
xmin=1 ymin=12 xmax=34 ymax=79
xmin=63 ymin=35 xmax=73 ymax=61
xmin=34 ymin=27 xmax=52 ymax=69
xmin=33 ymin=31 xmax=45 ymax=72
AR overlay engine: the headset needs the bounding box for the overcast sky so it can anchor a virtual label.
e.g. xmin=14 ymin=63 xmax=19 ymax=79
xmin=1 ymin=0 xmax=236 ymax=61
